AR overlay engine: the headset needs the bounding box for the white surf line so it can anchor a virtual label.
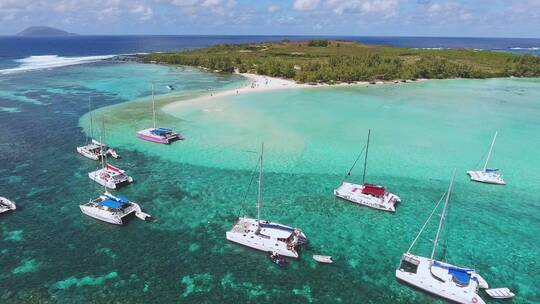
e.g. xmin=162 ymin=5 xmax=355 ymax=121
xmin=0 ymin=54 xmax=117 ymax=75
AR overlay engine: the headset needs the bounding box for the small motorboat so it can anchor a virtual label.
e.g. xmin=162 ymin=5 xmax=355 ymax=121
xmin=0 ymin=197 xmax=16 ymax=214
xmin=166 ymin=85 xmax=175 ymax=91
xmin=268 ymin=251 xmax=287 ymax=267
xmin=485 ymin=288 xmax=515 ymax=299
xmin=313 ymin=255 xmax=333 ymax=264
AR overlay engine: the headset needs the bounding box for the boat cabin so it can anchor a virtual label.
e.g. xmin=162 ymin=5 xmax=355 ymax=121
xmin=362 ymin=184 xmax=385 ymax=197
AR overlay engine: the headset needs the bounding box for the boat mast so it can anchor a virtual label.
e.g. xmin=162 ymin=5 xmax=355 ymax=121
xmin=99 ymin=132 xmax=107 ymax=193
xmin=257 ymin=143 xmax=264 ymax=222
xmin=483 ymin=131 xmax=498 ymax=171
xmin=362 ymin=129 xmax=371 ymax=184
xmin=431 ymin=169 xmax=456 ymax=260
xmin=152 ymin=83 xmax=156 ymax=130
xmin=88 ymin=97 xmax=93 ymax=142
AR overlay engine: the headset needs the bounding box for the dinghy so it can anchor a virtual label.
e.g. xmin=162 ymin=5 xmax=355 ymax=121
xmin=313 ymin=255 xmax=333 ymax=264
xmin=396 ymin=170 xmax=490 ymax=304
xmin=467 ymin=131 xmax=505 ymax=185
xmin=268 ymin=252 xmax=287 ymax=267
xmin=485 ymin=288 xmax=515 ymax=299
xmin=0 ymin=197 xmax=16 ymax=214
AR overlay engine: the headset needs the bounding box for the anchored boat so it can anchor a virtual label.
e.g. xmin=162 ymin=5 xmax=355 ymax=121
xmin=226 ymin=143 xmax=307 ymax=258
xmin=77 ymin=139 xmax=120 ymax=161
xmin=136 ymin=83 xmax=182 ymax=144
xmin=77 ymin=98 xmax=120 ymax=160
xmin=0 ymin=197 xmax=16 ymax=214
xmin=88 ymin=135 xmax=132 ymax=190
xmin=334 ymin=129 xmax=401 ymax=212
xmin=467 ymin=131 xmax=505 ymax=185
xmin=80 ymin=192 xmax=150 ymax=225
xmin=396 ymin=170 xmax=489 ymax=304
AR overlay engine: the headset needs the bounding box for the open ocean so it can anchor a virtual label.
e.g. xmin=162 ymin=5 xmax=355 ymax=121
xmin=0 ymin=36 xmax=539 ymax=303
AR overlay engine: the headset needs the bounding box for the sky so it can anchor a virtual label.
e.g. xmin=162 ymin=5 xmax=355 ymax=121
xmin=0 ymin=0 xmax=539 ymax=37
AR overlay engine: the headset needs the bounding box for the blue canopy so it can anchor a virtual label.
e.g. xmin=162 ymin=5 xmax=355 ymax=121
xmin=449 ymin=268 xmax=471 ymax=285
xmin=100 ymin=199 xmax=123 ymax=209
xmin=151 ymin=128 xmax=173 ymax=136
xmin=105 ymin=193 xmax=129 ymax=204
xmin=486 ymin=168 xmax=499 ymax=172
xmin=432 ymin=261 xmax=472 ymax=285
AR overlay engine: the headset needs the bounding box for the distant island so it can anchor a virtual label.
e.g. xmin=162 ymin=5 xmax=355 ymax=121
xmin=142 ymin=40 xmax=540 ymax=83
xmin=16 ymin=26 xmax=77 ymax=37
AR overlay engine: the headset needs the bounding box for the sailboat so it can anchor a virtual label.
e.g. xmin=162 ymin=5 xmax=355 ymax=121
xmin=396 ymin=170 xmax=489 ymax=304
xmin=226 ymin=143 xmax=307 ymax=258
xmin=467 ymin=131 xmax=505 ymax=185
xmin=88 ymin=124 xmax=133 ymax=189
xmin=0 ymin=197 xmax=16 ymax=214
xmin=81 ymin=139 xmax=150 ymax=225
xmin=136 ymin=83 xmax=182 ymax=144
xmin=334 ymin=129 xmax=401 ymax=212
xmin=77 ymin=98 xmax=120 ymax=160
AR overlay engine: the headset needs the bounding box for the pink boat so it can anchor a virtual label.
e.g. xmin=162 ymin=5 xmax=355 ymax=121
xmin=136 ymin=128 xmax=182 ymax=144
xmin=137 ymin=83 xmax=183 ymax=144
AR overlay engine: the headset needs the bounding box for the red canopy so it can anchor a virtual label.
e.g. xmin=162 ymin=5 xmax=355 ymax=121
xmin=362 ymin=183 xmax=385 ymax=197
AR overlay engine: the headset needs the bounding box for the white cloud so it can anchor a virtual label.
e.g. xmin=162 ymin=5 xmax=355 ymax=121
xmin=326 ymin=0 xmax=399 ymax=17
xmin=425 ymin=1 xmax=472 ymax=21
xmin=294 ymin=0 xmax=320 ymax=11
xmin=268 ymin=4 xmax=281 ymax=13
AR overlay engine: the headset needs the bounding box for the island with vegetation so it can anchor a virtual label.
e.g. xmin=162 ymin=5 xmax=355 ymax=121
xmin=142 ymin=40 xmax=540 ymax=83
xmin=16 ymin=26 xmax=77 ymax=37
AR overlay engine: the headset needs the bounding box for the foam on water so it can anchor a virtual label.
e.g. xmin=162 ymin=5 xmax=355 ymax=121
xmin=0 ymin=55 xmax=115 ymax=74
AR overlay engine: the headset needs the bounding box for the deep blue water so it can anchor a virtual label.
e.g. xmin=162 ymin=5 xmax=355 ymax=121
xmin=0 ymin=35 xmax=539 ymax=66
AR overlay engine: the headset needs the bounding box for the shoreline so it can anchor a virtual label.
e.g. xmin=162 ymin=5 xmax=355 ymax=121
xmin=162 ymin=72 xmax=423 ymax=112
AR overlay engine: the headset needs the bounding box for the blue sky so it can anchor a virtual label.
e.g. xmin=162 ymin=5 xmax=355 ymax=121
xmin=1 ymin=0 xmax=539 ymax=37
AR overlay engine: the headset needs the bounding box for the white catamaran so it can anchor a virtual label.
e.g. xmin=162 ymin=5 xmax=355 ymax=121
xmin=467 ymin=131 xmax=505 ymax=185
xmin=88 ymin=134 xmax=133 ymax=190
xmin=334 ymin=129 xmax=401 ymax=212
xmin=0 ymin=197 xmax=16 ymax=214
xmin=77 ymin=98 xmax=119 ymax=160
xmin=81 ymin=140 xmax=150 ymax=225
xmin=226 ymin=143 xmax=307 ymax=258
xmin=396 ymin=170 xmax=489 ymax=304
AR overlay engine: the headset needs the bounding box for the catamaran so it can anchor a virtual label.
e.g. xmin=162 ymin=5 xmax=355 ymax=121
xmin=136 ymin=83 xmax=182 ymax=144
xmin=77 ymin=98 xmax=120 ymax=160
xmin=467 ymin=131 xmax=505 ymax=185
xmin=88 ymin=135 xmax=133 ymax=189
xmin=334 ymin=129 xmax=401 ymax=212
xmin=80 ymin=191 xmax=151 ymax=225
xmin=77 ymin=139 xmax=120 ymax=160
xmin=0 ymin=197 xmax=16 ymax=214
xmin=226 ymin=143 xmax=307 ymax=258
xmin=396 ymin=170 xmax=490 ymax=304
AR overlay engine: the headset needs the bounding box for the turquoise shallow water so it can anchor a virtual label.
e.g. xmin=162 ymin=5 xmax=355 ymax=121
xmin=1 ymin=61 xmax=539 ymax=303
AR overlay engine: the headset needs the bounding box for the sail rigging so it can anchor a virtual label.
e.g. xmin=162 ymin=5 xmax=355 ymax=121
xmin=431 ymin=169 xmax=456 ymax=259
xmin=483 ymin=131 xmax=498 ymax=171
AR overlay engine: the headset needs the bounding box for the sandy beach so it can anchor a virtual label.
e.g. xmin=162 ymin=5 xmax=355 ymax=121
xmin=163 ymin=73 xmax=319 ymax=112
xmin=162 ymin=72 xmax=424 ymax=113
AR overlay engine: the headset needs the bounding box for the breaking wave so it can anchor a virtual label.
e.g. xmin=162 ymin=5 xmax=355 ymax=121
xmin=509 ymin=47 xmax=540 ymax=51
xmin=0 ymin=54 xmax=115 ymax=74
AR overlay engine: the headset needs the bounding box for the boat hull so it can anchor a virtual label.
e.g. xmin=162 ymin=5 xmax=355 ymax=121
xmin=88 ymin=168 xmax=133 ymax=189
xmin=0 ymin=197 xmax=16 ymax=214
xmin=80 ymin=205 xmax=123 ymax=224
xmin=396 ymin=254 xmax=486 ymax=304
xmin=226 ymin=217 xmax=305 ymax=258
xmin=467 ymin=171 xmax=506 ymax=185
xmin=334 ymin=182 xmax=400 ymax=212
xmin=136 ymin=129 xmax=181 ymax=144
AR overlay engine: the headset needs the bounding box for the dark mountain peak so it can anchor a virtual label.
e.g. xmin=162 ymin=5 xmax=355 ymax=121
xmin=16 ymin=26 xmax=77 ymax=37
